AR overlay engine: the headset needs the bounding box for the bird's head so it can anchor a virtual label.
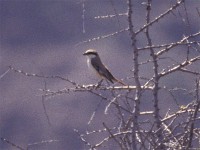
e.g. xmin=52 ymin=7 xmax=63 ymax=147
xmin=83 ymin=49 xmax=98 ymax=58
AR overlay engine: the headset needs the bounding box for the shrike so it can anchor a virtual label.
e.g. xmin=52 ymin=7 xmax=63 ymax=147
xmin=83 ymin=49 xmax=126 ymax=85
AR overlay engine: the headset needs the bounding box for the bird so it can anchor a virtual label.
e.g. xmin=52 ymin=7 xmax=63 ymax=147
xmin=83 ymin=49 xmax=126 ymax=86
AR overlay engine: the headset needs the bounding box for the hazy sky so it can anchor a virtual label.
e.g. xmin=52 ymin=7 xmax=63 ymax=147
xmin=0 ymin=0 xmax=200 ymax=149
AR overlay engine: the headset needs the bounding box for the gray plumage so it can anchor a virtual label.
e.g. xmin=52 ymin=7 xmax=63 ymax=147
xmin=83 ymin=49 xmax=126 ymax=85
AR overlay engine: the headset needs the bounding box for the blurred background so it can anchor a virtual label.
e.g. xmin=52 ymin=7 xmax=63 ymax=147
xmin=0 ymin=0 xmax=200 ymax=149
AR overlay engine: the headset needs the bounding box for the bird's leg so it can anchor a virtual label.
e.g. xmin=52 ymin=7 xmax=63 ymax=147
xmin=95 ymin=79 xmax=103 ymax=88
xmin=105 ymin=80 xmax=111 ymax=86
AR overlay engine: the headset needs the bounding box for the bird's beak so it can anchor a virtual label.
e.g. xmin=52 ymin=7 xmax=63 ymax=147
xmin=83 ymin=52 xmax=87 ymax=55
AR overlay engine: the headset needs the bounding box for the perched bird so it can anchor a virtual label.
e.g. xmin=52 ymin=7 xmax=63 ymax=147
xmin=83 ymin=49 xmax=126 ymax=86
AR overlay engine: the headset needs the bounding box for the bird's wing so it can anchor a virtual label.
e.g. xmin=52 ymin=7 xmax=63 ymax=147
xmin=90 ymin=58 xmax=100 ymax=72
xmin=90 ymin=58 xmax=114 ymax=83
xmin=90 ymin=58 xmax=126 ymax=85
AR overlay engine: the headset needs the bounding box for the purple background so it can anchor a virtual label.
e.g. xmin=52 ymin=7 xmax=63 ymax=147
xmin=0 ymin=0 xmax=200 ymax=149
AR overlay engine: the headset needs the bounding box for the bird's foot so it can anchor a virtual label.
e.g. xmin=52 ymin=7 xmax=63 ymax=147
xmin=95 ymin=79 xmax=103 ymax=89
